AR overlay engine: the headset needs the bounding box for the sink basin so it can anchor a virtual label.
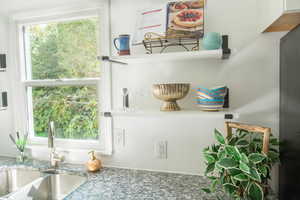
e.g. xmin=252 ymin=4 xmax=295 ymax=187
xmin=0 ymin=168 xmax=42 ymax=197
xmin=27 ymin=174 xmax=87 ymax=200
xmin=0 ymin=168 xmax=87 ymax=200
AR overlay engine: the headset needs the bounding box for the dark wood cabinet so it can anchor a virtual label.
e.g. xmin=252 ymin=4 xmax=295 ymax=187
xmin=280 ymin=25 xmax=300 ymax=200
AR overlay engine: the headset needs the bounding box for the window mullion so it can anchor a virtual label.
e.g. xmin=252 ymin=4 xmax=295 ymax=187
xmin=23 ymin=25 xmax=33 ymax=81
xmin=26 ymin=86 xmax=35 ymax=139
xmin=22 ymin=78 xmax=100 ymax=87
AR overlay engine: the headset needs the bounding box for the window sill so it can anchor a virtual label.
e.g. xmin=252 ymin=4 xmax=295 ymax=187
xmin=27 ymin=144 xmax=101 ymax=151
xmin=26 ymin=144 xmax=111 ymax=164
xmin=28 ymin=136 xmax=102 ymax=149
xmin=26 ymin=143 xmax=111 ymax=156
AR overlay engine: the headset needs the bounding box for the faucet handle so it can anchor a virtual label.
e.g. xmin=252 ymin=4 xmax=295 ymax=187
xmin=53 ymin=152 xmax=64 ymax=162
xmin=50 ymin=149 xmax=64 ymax=168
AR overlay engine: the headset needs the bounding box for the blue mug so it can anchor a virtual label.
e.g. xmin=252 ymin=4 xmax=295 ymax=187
xmin=203 ymin=32 xmax=222 ymax=50
xmin=114 ymin=34 xmax=131 ymax=56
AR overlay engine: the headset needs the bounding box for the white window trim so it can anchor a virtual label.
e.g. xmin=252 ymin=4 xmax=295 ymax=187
xmin=22 ymin=78 xmax=100 ymax=87
xmin=9 ymin=1 xmax=113 ymax=155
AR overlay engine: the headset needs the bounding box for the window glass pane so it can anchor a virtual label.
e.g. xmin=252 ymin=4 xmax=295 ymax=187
xmin=27 ymin=17 xmax=100 ymax=80
xmin=30 ymin=86 xmax=99 ymax=140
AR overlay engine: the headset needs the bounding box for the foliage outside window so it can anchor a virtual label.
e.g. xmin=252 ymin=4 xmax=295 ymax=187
xmin=24 ymin=17 xmax=100 ymax=140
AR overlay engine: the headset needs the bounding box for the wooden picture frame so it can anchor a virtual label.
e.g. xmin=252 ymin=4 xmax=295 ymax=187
xmin=225 ymin=122 xmax=271 ymax=154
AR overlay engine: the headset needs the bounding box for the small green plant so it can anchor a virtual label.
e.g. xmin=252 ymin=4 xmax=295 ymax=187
xmin=9 ymin=131 xmax=29 ymax=162
xmin=202 ymin=129 xmax=280 ymax=200
xmin=9 ymin=131 xmax=28 ymax=153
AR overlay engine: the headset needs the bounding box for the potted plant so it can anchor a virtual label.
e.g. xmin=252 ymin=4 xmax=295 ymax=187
xmin=202 ymin=124 xmax=280 ymax=200
xmin=9 ymin=131 xmax=28 ymax=162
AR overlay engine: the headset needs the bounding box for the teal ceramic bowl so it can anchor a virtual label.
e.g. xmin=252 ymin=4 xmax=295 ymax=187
xmin=194 ymin=86 xmax=228 ymax=111
xmin=203 ymin=32 xmax=222 ymax=50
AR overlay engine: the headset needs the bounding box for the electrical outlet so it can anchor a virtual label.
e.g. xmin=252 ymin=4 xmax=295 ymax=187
xmin=115 ymin=128 xmax=125 ymax=147
xmin=155 ymin=141 xmax=168 ymax=159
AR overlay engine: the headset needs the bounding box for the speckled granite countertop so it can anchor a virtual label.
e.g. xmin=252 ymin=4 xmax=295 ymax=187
xmin=0 ymin=156 xmax=277 ymax=200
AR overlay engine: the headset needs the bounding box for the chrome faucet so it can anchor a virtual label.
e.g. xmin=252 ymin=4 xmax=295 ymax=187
xmin=48 ymin=121 xmax=64 ymax=168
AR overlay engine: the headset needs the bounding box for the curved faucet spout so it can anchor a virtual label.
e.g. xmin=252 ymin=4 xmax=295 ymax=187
xmin=48 ymin=121 xmax=55 ymax=148
xmin=48 ymin=121 xmax=64 ymax=168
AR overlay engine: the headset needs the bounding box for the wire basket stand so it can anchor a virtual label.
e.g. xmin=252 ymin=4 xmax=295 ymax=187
xmin=142 ymin=32 xmax=201 ymax=54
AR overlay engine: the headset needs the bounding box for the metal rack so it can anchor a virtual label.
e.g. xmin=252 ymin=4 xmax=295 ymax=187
xmin=142 ymin=32 xmax=200 ymax=54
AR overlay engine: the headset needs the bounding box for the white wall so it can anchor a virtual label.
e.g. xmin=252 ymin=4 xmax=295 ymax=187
xmin=0 ymin=16 xmax=16 ymax=156
xmin=106 ymin=0 xmax=285 ymax=191
xmin=0 ymin=0 xmax=286 ymax=192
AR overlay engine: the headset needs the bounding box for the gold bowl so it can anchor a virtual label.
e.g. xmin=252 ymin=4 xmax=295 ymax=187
xmin=153 ymin=83 xmax=190 ymax=111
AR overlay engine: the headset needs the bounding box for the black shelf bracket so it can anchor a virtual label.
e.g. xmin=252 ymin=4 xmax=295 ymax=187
xmin=103 ymin=112 xmax=112 ymax=117
xmin=0 ymin=54 xmax=7 ymax=71
xmin=0 ymin=91 xmax=8 ymax=110
xmin=223 ymin=88 xmax=233 ymax=120
xmin=100 ymin=56 xmax=127 ymax=65
xmin=222 ymin=35 xmax=231 ymax=60
xmin=224 ymin=114 xmax=234 ymax=120
xmin=223 ymin=88 xmax=229 ymax=109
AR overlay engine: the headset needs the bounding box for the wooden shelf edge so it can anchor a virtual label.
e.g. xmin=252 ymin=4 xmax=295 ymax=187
xmin=263 ymin=12 xmax=300 ymax=33
xmin=102 ymin=49 xmax=225 ymax=65
xmin=104 ymin=110 xmax=239 ymax=119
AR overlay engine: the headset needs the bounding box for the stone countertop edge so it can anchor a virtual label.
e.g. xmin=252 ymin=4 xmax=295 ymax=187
xmin=0 ymin=156 xmax=278 ymax=200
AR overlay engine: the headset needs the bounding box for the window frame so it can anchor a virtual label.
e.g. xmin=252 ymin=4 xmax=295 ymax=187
xmin=10 ymin=3 xmax=113 ymax=154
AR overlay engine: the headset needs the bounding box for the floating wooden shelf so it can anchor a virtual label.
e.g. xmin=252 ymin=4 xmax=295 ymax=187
xmin=103 ymin=110 xmax=239 ymax=119
xmin=264 ymin=12 xmax=300 ymax=33
xmin=103 ymin=49 xmax=229 ymax=65
xmin=102 ymin=35 xmax=231 ymax=65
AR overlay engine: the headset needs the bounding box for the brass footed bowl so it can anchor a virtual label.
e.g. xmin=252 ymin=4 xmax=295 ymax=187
xmin=153 ymin=83 xmax=190 ymax=111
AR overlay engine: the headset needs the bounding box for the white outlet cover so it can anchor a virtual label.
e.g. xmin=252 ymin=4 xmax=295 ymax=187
xmin=155 ymin=141 xmax=167 ymax=159
xmin=115 ymin=128 xmax=125 ymax=148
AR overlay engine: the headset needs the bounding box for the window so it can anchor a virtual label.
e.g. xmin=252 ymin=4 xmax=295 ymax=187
xmin=24 ymin=17 xmax=100 ymax=141
xmin=14 ymin=7 xmax=112 ymax=153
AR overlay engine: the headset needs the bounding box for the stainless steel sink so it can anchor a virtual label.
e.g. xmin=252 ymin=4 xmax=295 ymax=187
xmin=0 ymin=168 xmax=87 ymax=200
xmin=27 ymin=173 xmax=87 ymax=200
xmin=0 ymin=168 xmax=42 ymax=197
